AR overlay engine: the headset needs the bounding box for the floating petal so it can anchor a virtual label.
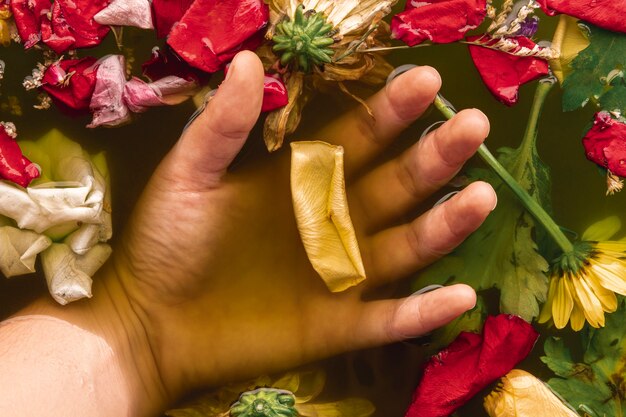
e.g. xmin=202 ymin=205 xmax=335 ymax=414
xmin=290 ymin=141 xmax=366 ymax=292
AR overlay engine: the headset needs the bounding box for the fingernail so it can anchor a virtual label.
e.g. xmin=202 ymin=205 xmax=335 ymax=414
xmin=491 ymin=189 xmax=498 ymax=211
xmin=411 ymin=284 xmax=444 ymax=296
xmin=386 ymin=64 xmax=419 ymax=86
xmin=224 ymin=58 xmax=237 ymax=82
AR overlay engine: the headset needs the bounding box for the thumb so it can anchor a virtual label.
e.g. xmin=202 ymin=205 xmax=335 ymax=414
xmin=161 ymin=51 xmax=265 ymax=188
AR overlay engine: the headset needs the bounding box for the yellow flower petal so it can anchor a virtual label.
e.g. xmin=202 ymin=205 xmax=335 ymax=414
xmin=484 ymin=369 xmax=579 ymax=417
xmin=550 ymin=15 xmax=591 ymax=84
xmin=552 ymin=275 xmax=573 ymax=329
xmin=296 ymin=398 xmax=375 ymax=417
xmin=570 ymin=274 xmax=605 ymax=328
xmin=538 ymin=276 xmax=558 ymax=324
xmin=291 ymin=141 xmax=366 ymax=292
xmin=588 ymin=260 xmax=626 ymax=295
xmin=582 ymin=272 xmax=617 ymax=313
xmin=569 ymin=300 xmax=586 ymax=331
xmin=581 ymin=216 xmax=621 ymax=241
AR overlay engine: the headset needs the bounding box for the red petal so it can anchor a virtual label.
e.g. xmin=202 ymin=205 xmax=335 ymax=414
xmin=10 ymin=0 xmax=51 ymax=49
xmin=583 ymin=112 xmax=626 ymax=177
xmin=262 ymin=74 xmax=288 ymax=113
xmin=151 ymin=0 xmax=194 ymax=38
xmin=391 ymin=0 xmax=487 ymax=46
xmin=538 ymin=0 xmax=626 ymax=33
xmin=166 ymin=0 xmax=268 ymax=73
xmin=468 ymin=35 xmax=549 ymax=106
xmin=141 ymin=46 xmax=209 ymax=84
xmin=41 ymin=57 xmax=99 ymax=111
xmin=405 ymin=315 xmax=538 ymax=417
xmin=0 ymin=125 xmax=40 ymax=188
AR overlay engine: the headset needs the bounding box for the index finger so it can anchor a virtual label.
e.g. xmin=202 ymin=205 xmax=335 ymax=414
xmin=315 ymin=66 xmax=441 ymax=176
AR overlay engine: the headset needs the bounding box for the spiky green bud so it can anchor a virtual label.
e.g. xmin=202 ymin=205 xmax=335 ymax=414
xmin=272 ymin=5 xmax=335 ymax=72
xmin=229 ymin=388 xmax=298 ymax=417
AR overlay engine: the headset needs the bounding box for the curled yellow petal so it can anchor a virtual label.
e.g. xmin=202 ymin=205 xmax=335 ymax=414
xmin=291 ymin=141 xmax=366 ymax=292
xmin=550 ymin=15 xmax=591 ymax=84
xmin=484 ymin=369 xmax=579 ymax=417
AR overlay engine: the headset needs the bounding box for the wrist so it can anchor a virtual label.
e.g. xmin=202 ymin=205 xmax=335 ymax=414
xmin=16 ymin=260 xmax=170 ymax=417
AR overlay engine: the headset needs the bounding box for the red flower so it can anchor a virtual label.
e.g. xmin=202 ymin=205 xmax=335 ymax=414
xmin=151 ymin=0 xmax=194 ymax=38
xmin=41 ymin=57 xmax=99 ymax=111
xmin=405 ymin=315 xmax=538 ymax=417
xmin=538 ymin=0 xmax=626 ymax=34
xmin=391 ymin=0 xmax=487 ymax=46
xmin=166 ymin=0 xmax=268 ymax=73
xmin=583 ymin=112 xmax=626 ymax=177
xmin=11 ymin=0 xmax=110 ymax=53
xmin=468 ymin=35 xmax=549 ymax=106
xmin=0 ymin=124 xmax=40 ymax=188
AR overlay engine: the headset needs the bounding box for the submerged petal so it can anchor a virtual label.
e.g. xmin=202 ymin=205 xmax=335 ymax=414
xmin=484 ymin=369 xmax=579 ymax=417
xmin=0 ymin=225 xmax=51 ymax=277
xmin=290 ymin=141 xmax=366 ymax=292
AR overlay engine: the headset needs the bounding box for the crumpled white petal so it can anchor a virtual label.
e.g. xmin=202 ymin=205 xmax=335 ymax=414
xmin=41 ymin=243 xmax=112 ymax=305
xmin=0 ymin=130 xmax=113 ymax=304
xmin=94 ymin=0 xmax=154 ymax=29
xmin=0 ymin=225 xmax=52 ymax=277
xmin=291 ymin=141 xmax=366 ymax=292
xmin=89 ymin=55 xmax=199 ymax=128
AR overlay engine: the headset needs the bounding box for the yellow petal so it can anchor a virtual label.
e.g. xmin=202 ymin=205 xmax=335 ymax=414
xmin=581 ymin=216 xmax=622 ymax=241
xmin=582 ymin=271 xmax=617 ymax=313
xmin=550 ymin=15 xmax=591 ymax=84
xmin=552 ymin=275 xmax=573 ymax=329
xmin=569 ymin=299 xmax=586 ymax=331
xmin=296 ymin=398 xmax=375 ymax=417
xmin=570 ymin=274 xmax=605 ymax=328
xmin=588 ymin=260 xmax=626 ymax=295
xmin=291 ymin=141 xmax=366 ymax=292
xmin=484 ymin=369 xmax=579 ymax=417
xmin=538 ymin=275 xmax=558 ymax=324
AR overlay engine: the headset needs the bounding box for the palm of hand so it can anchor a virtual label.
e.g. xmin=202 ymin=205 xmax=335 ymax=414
xmin=113 ymin=52 xmax=495 ymax=401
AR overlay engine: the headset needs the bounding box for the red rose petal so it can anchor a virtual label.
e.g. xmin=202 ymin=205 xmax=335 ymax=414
xmin=391 ymin=0 xmax=487 ymax=46
xmin=468 ymin=35 xmax=549 ymax=106
xmin=167 ymin=0 xmax=268 ymax=73
xmin=10 ymin=0 xmax=51 ymax=49
xmin=151 ymin=0 xmax=194 ymax=38
xmin=261 ymin=74 xmax=289 ymax=112
xmin=0 ymin=125 xmax=40 ymax=188
xmin=538 ymin=0 xmax=626 ymax=33
xmin=141 ymin=46 xmax=208 ymax=84
xmin=404 ymin=315 xmax=538 ymax=417
xmin=583 ymin=112 xmax=626 ymax=177
xmin=41 ymin=57 xmax=99 ymax=111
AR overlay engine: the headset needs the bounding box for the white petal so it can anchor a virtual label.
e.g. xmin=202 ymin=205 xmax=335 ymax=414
xmin=0 ymin=225 xmax=51 ymax=277
xmin=94 ymin=0 xmax=154 ymax=29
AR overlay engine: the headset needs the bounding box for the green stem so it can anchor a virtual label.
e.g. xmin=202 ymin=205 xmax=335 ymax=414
xmin=433 ymin=84 xmax=574 ymax=254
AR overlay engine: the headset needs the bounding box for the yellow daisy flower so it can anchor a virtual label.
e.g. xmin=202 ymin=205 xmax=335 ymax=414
xmin=539 ymin=216 xmax=626 ymax=331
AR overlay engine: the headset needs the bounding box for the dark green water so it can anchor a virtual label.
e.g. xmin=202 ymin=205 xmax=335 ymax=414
xmin=1 ymin=11 xmax=625 ymax=417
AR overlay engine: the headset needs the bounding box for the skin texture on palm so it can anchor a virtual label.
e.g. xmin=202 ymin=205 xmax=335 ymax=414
xmin=11 ymin=51 xmax=496 ymax=416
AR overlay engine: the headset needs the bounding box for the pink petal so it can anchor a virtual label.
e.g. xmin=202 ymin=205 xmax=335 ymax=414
xmin=88 ymin=55 xmax=131 ymax=128
xmin=583 ymin=112 xmax=626 ymax=177
xmin=391 ymin=0 xmax=487 ymax=46
xmin=166 ymin=0 xmax=268 ymax=73
xmin=123 ymin=76 xmax=198 ymax=112
xmin=151 ymin=0 xmax=194 ymax=38
xmin=467 ymin=35 xmax=549 ymax=106
xmin=405 ymin=315 xmax=539 ymax=417
xmin=94 ymin=0 xmax=153 ymax=29
xmin=538 ymin=0 xmax=626 ymax=33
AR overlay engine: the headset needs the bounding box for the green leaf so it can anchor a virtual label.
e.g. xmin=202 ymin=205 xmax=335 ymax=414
xmin=541 ymin=297 xmax=626 ymax=417
xmin=562 ymin=24 xmax=626 ymax=115
xmin=415 ymin=134 xmax=550 ymax=321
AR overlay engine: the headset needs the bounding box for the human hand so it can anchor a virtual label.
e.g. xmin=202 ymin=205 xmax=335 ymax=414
xmin=25 ymin=51 xmax=495 ymax=415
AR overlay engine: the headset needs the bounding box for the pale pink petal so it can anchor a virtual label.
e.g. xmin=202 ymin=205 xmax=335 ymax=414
xmin=94 ymin=0 xmax=154 ymax=29
xmin=123 ymin=76 xmax=198 ymax=113
xmin=88 ymin=55 xmax=131 ymax=128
